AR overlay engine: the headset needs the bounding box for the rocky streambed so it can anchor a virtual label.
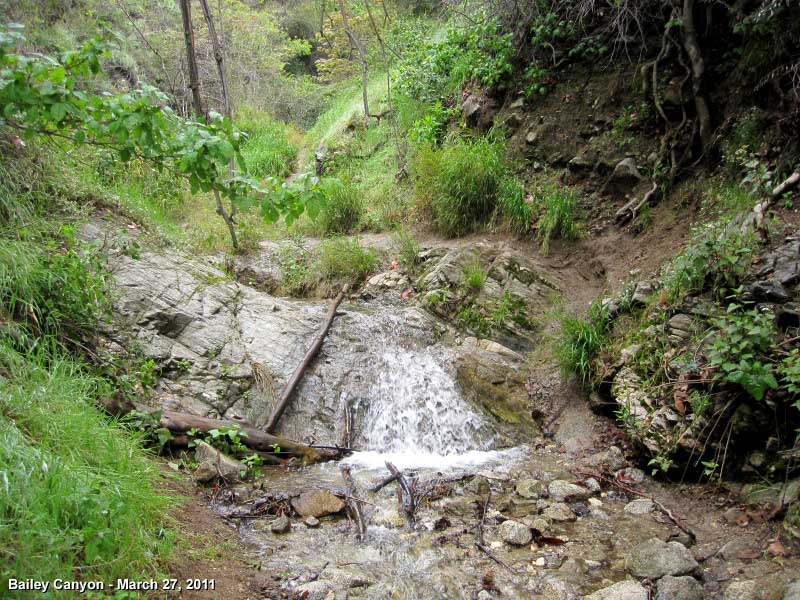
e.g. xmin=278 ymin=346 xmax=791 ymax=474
xmin=85 ymin=219 xmax=800 ymax=599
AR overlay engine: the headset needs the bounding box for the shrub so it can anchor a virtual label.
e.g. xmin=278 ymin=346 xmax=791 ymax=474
xmin=279 ymin=236 xmax=314 ymax=297
xmin=0 ymin=230 xmax=108 ymax=342
xmin=708 ymin=304 xmax=778 ymax=401
xmin=412 ymin=136 xmax=526 ymax=237
xmin=556 ymin=301 xmax=610 ymax=387
xmin=660 ymin=220 xmax=760 ymax=304
xmin=319 ymin=237 xmax=377 ymax=289
xmin=532 ymin=181 xmax=580 ymax=254
xmin=317 ymin=178 xmax=364 ymax=235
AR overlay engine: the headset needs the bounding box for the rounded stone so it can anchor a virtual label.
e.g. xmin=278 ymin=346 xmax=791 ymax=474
xmin=499 ymin=519 xmax=533 ymax=546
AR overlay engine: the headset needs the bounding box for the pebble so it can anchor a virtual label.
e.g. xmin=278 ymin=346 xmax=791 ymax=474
xmin=304 ymin=516 xmax=320 ymax=528
xmin=544 ymin=503 xmax=577 ymax=522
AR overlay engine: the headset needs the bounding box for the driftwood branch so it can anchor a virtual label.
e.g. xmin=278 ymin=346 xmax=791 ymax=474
xmin=265 ymin=285 xmax=349 ymax=433
xmin=386 ymin=462 xmax=417 ymax=525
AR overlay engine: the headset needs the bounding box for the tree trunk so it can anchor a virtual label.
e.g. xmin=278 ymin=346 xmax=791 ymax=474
xmin=178 ymin=0 xmax=204 ymax=117
xmin=338 ymin=0 xmax=369 ymax=125
xmin=265 ymin=285 xmax=348 ymax=433
xmin=681 ymin=0 xmax=712 ymax=149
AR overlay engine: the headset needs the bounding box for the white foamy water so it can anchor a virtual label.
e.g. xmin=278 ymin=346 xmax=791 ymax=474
xmin=342 ymin=346 xmax=512 ymax=471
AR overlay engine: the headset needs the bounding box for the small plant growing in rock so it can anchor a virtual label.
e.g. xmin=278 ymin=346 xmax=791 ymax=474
xmin=392 ymin=228 xmax=421 ymax=272
xmin=188 ymin=425 xmax=249 ymax=458
xmin=462 ymin=263 xmax=486 ymax=293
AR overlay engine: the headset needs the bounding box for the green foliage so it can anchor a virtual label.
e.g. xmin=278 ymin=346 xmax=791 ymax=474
xmin=408 ymin=101 xmax=454 ymax=146
xmin=708 ymin=304 xmax=778 ymax=401
xmin=557 ymin=302 xmax=610 ymax=387
xmin=0 ymin=27 xmax=314 ymax=235
xmin=660 ymin=220 xmax=760 ymax=304
xmin=318 ymin=236 xmax=377 ymax=288
xmin=779 ymin=349 xmax=800 ymax=406
xmin=395 ymin=17 xmax=514 ymax=102
xmin=279 ymin=236 xmax=314 ymax=297
xmin=411 ymin=136 xmax=527 ymax=237
xmin=0 ymin=229 xmax=108 ymax=342
xmin=457 ymin=303 xmax=491 ymax=336
xmin=0 ymin=341 xmax=170 ymax=592
xmin=316 ymin=178 xmax=364 ymax=235
xmin=531 ymin=181 xmax=580 ymax=254
xmin=188 ymin=425 xmax=248 ymax=457
xmin=462 ymin=263 xmax=486 ymax=293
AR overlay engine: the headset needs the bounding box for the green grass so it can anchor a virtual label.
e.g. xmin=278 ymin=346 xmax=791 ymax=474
xmin=392 ymin=228 xmax=421 ymax=272
xmin=411 ymin=135 xmax=528 ymax=237
xmin=556 ymin=301 xmax=610 ymax=387
xmin=237 ymin=112 xmax=300 ymax=179
xmin=316 ymin=178 xmax=364 ymax=234
xmin=319 ymin=236 xmax=378 ymax=291
xmin=532 ymin=180 xmax=580 ymax=254
xmin=462 ymin=262 xmax=486 ymax=292
xmin=0 ymin=341 xmax=172 ymax=595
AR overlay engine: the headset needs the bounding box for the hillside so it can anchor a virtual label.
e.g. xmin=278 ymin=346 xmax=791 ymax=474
xmin=1 ymin=1 xmax=800 ymax=598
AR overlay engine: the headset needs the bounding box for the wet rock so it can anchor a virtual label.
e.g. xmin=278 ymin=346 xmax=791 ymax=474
xmin=544 ymin=503 xmax=577 ymax=522
xmin=655 ymin=575 xmax=703 ymax=600
xmin=291 ymin=490 xmax=346 ymax=518
xmin=624 ymin=499 xmax=655 ymax=515
xmin=539 ymin=577 xmax=577 ymax=600
xmin=724 ymin=580 xmax=760 ymax=600
xmin=611 ymin=158 xmax=644 ymax=183
xmin=517 ymin=479 xmax=548 ymax=499
xmin=758 ymin=238 xmax=800 ymax=286
xmin=294 ymin=581 xmax=333 ymax=600
xmin=304 ymin=516 xmax=320 ymax=528
xmin=466 ymin=475 xmax=491 ymax=495
xmin=625 ymin=538 xmax=698 ymax=579
xmin=371 ymin=508 xmax=405 ymax=529
xmin=611 ymin=369 xmax=652 ymax=422
xmin=194 ymin=441 xmax=245 ymax=483
xmin=270 ymin=515 xmax=291 ymax=534
xmin=588 ymin=446 xmax=626 ymax=471
xmin=585 ymin=478 xmax=602 ymax=493
xmin=586 ymin=580 xmax=648 ymax=600
xmin=590 ymin=508 xmax=610 ymax=521
xmin=548 ymin=481 xmax=591 ymax=502
xmin=500 ymin=519 xmax=533 ymax=546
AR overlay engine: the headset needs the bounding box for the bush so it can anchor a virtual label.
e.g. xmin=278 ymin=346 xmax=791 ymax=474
xmin=660 ymin=220 xmax=760 ymax=304
xmin=462 ymin=263 xmax=486 ymax=292
xmin=412 ymin=136 xmax=527 ymax=237
xmin=556 ymin=301 xmax=610 ymax=387
xmin=319 ymin=237 xmax=377 ymax=289
xmin=317 ymin=178 xmax=364 ymax=235
xmin=279 ymin=236 xmax=314 ymax=297
xmin=532 ymin=181 xmax=580 ymax=254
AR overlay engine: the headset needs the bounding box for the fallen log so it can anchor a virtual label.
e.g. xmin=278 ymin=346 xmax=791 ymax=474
xmin=157 ymin=410 xmax=329 ymax=464
xmin=265 ymin=284 xmax=349 ymax=433
xmin=386 ymin=461 xmax=417 ymax=524
xmin=772 ymin=169 xmax=800 ymax=199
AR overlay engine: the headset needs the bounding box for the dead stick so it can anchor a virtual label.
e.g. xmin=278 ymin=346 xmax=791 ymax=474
xmin=265 ymin=285 xmax=348 ymax=433
xmin=386 ymin=462 xmax=416 ymax=520
xmin=474 ymin=491 xmax=515 ymax=573
xmin=369 ymin=473 xmax=398 ymax=493
xmin=340 ymin=465 xmax=367 ymax=540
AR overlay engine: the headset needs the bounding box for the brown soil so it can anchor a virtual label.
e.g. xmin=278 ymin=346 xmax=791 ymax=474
xmin=157 ymin=467 xmax=293 ymax=600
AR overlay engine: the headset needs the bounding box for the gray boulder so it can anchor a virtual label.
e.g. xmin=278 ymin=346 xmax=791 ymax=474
xmin=586 ymin=580 xmax=648 ymax=600
xmin=270 ymin=514 xmax=291 ymax=534
xmin=626 ymin=538 xmax=698 ymax=579
xmin=624 ymin=499 xmax=655 ymax=515
xmin=655 ymin=576 xmax=703 ymax=600
xmin=611 ymin=158 xmax=644 ymax=183
xmin=517 ymin=479 xmax=548 ymax=499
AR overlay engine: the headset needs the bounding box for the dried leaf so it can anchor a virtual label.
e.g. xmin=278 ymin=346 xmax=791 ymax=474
xmin=768 ymin=540 xmax=789 ymax=557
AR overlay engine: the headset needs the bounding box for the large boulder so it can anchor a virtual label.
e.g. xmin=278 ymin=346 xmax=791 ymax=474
xmin=499 ymin=520 xmax=533 ymax=546
xmin=290 ymin=490 xmax=346 ymax=518
xmin=625 ymin=538 xmax=698 ymax=579
xmin=655 ymin=576 xmax=703 ymax=600
xmin=548 ymin=480 xmax=591 ymax=502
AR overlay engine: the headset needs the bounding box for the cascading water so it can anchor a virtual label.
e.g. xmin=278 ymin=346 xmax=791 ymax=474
xmin=343 ymin=344 xmax=514 ymax=470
